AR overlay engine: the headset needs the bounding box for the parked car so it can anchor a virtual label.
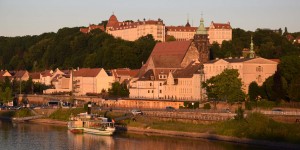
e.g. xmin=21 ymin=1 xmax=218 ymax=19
xmin=166 ymin=106 xmax=176 ymax=111
xmin=131 ymin=109 xmax=143 ymax=115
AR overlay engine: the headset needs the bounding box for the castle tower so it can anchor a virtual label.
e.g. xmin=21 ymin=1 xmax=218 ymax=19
xmin=249 ymin=36 xmax=255 ymax=58
xmin=193 ymin=17 xmax=210 ymax=63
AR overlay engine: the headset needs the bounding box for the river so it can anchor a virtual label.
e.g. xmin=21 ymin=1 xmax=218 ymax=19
xmin=0 ymin=120 xmax=271 ymax=150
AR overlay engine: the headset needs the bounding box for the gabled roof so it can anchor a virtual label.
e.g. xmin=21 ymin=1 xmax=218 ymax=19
xmin=138 ymin=69 xmax=155 ymax=81
xmin=41 ymin=70 xmax=53 ymax=77
xmin=173 ymin=61 xmax=202 ymax=78
xmin=244 ymin=57 xmax=278 ymax=64
xmin=111 ymin=68 xmax=139 ymax=77
xmin=0 ymin=70 xmax=11 ymax=77
xmin=14 ymin=70 xmax=28 ymax=78
xmin=147 ymin=41 xmax=192 ymax=68
xmin=73 ymin=68 xmax=102 ymax=77
xmin=206 ymin=57 xmax=279 ymax=64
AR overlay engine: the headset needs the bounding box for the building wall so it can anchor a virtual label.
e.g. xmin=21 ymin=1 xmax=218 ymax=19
xmin=181 ymin=43 xmax=199 ymax=68
xmin=167 ymin=30 xmax=195 ymax=41
xmin=96 ymin=69 xmax=114 ymax=93
xmin=73 ymin=76 xmax=97 ymax=95
xmin=208 ymin=24 xmax=232 ymax=44
xmin=164 ymin=74 xmax=203 ymax=101
xmin=129 ymin=80 xmax=165 ymax=99
xmin=107 ymin=22 xmax=165 ymax=42
xmin=203 ymin=58 xmax=278 ymax=93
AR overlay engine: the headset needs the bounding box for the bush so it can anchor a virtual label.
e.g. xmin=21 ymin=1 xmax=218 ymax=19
xmin=245 ymin=101 xmax=252 ymax=110
xmin=203 ymin=103 xmax=211 ymax=109
xmin=234 ymin=107 xmax=244 ymax=120
xmin=14 ymin=108 xmax=33 ymax=117
xmin=49 ymin=108 xmax=85 ymax=121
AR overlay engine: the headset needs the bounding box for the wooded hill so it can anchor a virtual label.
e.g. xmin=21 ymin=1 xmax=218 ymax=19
xmin=0 ymin=27 xmax=300 ymax=71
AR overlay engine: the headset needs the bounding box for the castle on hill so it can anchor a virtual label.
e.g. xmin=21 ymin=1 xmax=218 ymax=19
xmin=80 ymin=14 xmax=232 ymax=44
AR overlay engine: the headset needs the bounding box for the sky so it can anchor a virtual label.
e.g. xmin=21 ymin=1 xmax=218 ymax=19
xmin=0 ymin=0 xmax=299 ymax=37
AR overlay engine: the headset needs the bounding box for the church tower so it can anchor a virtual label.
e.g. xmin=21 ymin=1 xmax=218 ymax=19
xmin=193 ymin=17 xmax=210 ymax=63
xmin=249 ymin=36 xmax=255 ymax=58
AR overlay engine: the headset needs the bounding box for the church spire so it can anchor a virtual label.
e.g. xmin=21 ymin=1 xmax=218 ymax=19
xmin=196 ymin=13 xmax=207 ymax=35
xmin=249 ymin=36 xmax=255 ymax=58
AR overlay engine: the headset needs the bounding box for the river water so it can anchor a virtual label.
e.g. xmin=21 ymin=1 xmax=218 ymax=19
xmin=0 ymin=120 xmax=271 ymax=150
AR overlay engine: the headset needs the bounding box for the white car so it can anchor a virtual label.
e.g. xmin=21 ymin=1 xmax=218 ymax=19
xmin=131 ymin=109 xmax=143 ymax=115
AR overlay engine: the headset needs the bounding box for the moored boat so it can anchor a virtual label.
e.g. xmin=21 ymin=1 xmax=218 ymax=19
xmin=68 ymin=113 xmax=115 ymax=136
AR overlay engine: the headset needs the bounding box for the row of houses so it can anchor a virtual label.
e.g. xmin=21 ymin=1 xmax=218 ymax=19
xmin=0 ymin=68 xmax=139 ymax=96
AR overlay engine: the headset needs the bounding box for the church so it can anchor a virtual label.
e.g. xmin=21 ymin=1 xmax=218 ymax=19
xmin=129 ymin=17 xmax=209 ymax=101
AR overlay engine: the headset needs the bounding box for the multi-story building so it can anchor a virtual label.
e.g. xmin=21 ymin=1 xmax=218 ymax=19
xmin=203 ymin=57 xmax=278 ymax=93
xmin=208 ymin=21 xmax=232 ymax=44
xmin=72 ymin=68 xmax=114 ymax=95
xmin=105 ymin=14 xmax=165 ymax=42
xmin=80 ymin=14 xmax=231 ymax=44
xmin=166 ymin=21 xmax=197 ymax=41
xmin=129 ymin=18 xmax=209 ymax=101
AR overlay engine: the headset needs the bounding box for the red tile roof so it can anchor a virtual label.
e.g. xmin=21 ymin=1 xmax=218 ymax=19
xmin=111 ymin=68 xmax=140 ymax=77
xmin=147 ymin=41 xmax=192 ymax=68
xmin=41 ymin=70 xmax=52 ymax=77
xmin=107 ymin=14 xmax=119 ymax=27
xmin=109 ymin=20 xmax=164 ymax=31
xmin=211 ymin=21 xmax=231 ymax=29
xmin=29 ymin=72 xmax=41 ymax=79
xmin=14 ymin=70 xmax=28 ymax=78
xmin=80 ymin=28 xmax=89 ymax=33
xmin=89 ymin=25 xmax=104 ymax=31
xmin=166 ymin=26 xmax=197 ymax=32
xmin=73 ymin=68 xmax=102 ymax=77
xmin=269 ymin=59 xmax=280 ymax=63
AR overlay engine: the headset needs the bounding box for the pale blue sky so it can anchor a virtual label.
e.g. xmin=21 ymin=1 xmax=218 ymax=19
xmin=0 ymin=0 xmax=299 ymax=37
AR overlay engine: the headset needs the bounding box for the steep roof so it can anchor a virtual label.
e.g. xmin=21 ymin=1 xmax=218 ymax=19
xmin=29 ymin=72 xmax=41 ymax=79
xmin=107 ymin=14 xmax=119 ymax=27
xmin=148 ymin=41 xmax=192 ymax=68
xmin=111 ymin=68 xmax=140 ymax=77
xmin=73 ymin=68 xmax=102 ymax=77
xmin=14 ymin=70 xmax=28 ymax=78
xmin=173 ymin=61 xmax=202 ymax=78
xmin=211 ymin=22 xmax=231 ymax=29
xmin=41 ymin=70 xmax=52 ymax=77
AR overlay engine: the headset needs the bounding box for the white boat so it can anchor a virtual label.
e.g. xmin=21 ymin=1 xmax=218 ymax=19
xmin=68 ymin=113 xmax=115 ymax=136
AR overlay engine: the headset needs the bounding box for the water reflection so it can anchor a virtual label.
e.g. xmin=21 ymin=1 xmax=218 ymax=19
xmin=0 ymin=120 xmax=271 ymax=150
xmin=68 ymin=132 xmax=114 ymax=150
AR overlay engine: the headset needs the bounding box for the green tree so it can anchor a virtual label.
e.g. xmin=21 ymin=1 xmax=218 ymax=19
xmin=108 ymin=82 xmax=129 ymax=97
xmin=166 ymin=35 xmax=176 ymax=42
xmin=0 ymin=87 xmax=13 ymax=104
xmin=288 ymin=74 xmax=300 ymax=101
xmin=278 ymin=55 xmax=300 ymax=84
xmin=202 ymin=69 xmax=245 ymax=103
xmin=248 ymin=81 xmax=260 ymax=101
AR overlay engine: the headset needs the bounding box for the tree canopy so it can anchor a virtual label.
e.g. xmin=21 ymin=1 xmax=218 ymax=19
xmin=202 ymin=69 xmax=245 ymax=104
xmin=0 ymin=28 xmax=156 ymax=71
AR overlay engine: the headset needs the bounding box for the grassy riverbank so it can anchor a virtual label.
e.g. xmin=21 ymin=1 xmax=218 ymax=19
xmin=126 ymin=113 xmax=300 ymax=144
xmin=0 ymin=109 xmax=34 ymax=118
xmin=2 ymin=108 xmax=299 ymax=145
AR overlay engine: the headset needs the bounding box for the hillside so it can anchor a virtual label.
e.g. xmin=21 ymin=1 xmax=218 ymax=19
xmin=0 ymin=27 xmax=299 ymax=71
xmin=0 ymin=28 xmax=156 ymax=71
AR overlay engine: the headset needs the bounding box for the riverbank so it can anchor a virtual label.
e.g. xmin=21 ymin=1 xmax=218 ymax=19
xmin=20 ymin=118 xmax=300 ymax=149
xmin=2 ymin=109 xmax=300 ymax=149
xmin=27 ymin=118 xmax=67 ymax=126
xmin=126 ymin=126 xmax=300 ymax=149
